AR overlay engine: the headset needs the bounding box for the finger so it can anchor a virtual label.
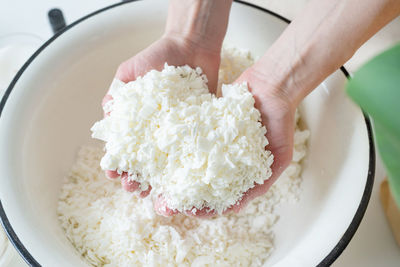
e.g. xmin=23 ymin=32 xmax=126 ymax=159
xmin=205 ymin=70 xmax=219 ymax=96
xmin=102 ymin=94 xmax=113 ymax=117
xmin=102 ymin=94 xmax=113 ymax=107
xmin=153 ymin=195 xmax=179 ymax=217
xmin=105 ymin=170 xmax=120 ymax=179
xmin=139 ymin=185 xmax=152 ymax=198
xmin=225 ymin=176 xmax=278 ymax=214
xmin=115 ymin=61 xmax=135 ymax=83
xmin=195 ymin=58 xmax=220 ymax=95
xmin=121 ymin=172 xmax=140 ymax=192
xmin=115 ymin=58 xmax=153 ymax=83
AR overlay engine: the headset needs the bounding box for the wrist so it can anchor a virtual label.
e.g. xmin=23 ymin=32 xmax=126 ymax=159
xmin=249 ymin=55 xmax=304 ymax=109
xmin=252 ymin=37 xmax=339 ymax=108
xmin=165 ymin=0 xmax=232 ymax=55
xmin=160 ymin=33 xmax=221 ymax=60
xmin=243 ymin=65 xmax=298 ymax=115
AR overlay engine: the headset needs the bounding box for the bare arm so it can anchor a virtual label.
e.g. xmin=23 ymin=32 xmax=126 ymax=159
xmin=253 ymin=0 xmax=400 ymax=106
xmin=165 ymin=0 xmax=232 ymax=53
xmin=232 ymin=0 xmax=400 ymax=211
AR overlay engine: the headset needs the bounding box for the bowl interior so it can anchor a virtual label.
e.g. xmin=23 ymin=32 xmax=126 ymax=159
xmin=0 ymin=1 xmax=371 ymax=266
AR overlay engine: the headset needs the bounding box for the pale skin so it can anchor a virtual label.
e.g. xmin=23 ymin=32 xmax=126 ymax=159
xmin=104 ymin=0 xmax=400 ymax=217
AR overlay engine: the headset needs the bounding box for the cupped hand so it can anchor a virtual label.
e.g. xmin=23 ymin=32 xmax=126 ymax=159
xmin=110 ymin=35 xmax=221 ymax=92
xmin=102 ymin=34 xmax=222 ymax=214
xmin=224 ymin=66 xmax=297 ymax=214
xmin=176 ymin=66 xmax=297 ymax=218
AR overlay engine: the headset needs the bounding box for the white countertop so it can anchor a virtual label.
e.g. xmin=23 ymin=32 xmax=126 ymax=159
xmin=0 ymin=0 xmax=399 ymax=266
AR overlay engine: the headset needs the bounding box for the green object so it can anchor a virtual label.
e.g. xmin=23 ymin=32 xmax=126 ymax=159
xmin=346 ymin=43 xmax=400 ymax=207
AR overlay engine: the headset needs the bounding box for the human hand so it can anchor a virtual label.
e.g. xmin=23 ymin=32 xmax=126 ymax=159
xmin=102 ymin=34 xmax=222 ymax=210
xmin=101 ymin=0 xmax=235 ymax=217
xmin=224 ymin=66 xmax=297 ymax=213
xmin=169 ymin=65 xmax=297 ymax=218
xmin=102 ymin=34 xmax=221 ymax=113
xmin=114 ymin=35 xmax=221 ymax=92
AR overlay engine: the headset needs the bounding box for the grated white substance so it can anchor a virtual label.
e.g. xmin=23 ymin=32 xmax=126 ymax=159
xmin=217 ymin=46 xmax=255 ymax=93
xmin=91 ymin=50 xmax=272 ymax=214
xmin=58 ymin=47 xmax=310 ymax=266
xmin=58 ymin=118 xmax=308 ymax=267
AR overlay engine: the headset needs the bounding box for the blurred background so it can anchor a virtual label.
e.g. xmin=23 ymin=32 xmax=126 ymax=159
xmin=0 ymin=0 xmax=399 ymax=266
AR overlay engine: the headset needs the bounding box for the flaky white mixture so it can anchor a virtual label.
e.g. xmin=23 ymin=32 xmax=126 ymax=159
xmin=91 ymin=50 xmax=273 ymax=213
xmin=58 ymin=47 xmax=310 ymax=266
xmin=59 ymin=120 xmax=308 ymax=266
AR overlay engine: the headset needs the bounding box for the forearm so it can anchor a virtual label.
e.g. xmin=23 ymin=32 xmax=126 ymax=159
xmin=165 ymin=0 xmax=233 ymax=53
xmin=254 ymin=0 xmax=400 ymax=106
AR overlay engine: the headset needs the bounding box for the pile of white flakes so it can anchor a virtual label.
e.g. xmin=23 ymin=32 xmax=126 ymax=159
xmin=57 ymin=46 xmax=310 ymax=266
xmin=91 ymin=57 xmax=272 ymax=214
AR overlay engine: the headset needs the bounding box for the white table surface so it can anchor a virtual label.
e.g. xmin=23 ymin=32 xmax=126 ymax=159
xmin=0 ymin=0 xmax=399 ymax=266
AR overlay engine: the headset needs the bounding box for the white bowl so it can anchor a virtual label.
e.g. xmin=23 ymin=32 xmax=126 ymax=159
xmin=0 ymin=1 xmax=374 ymax=266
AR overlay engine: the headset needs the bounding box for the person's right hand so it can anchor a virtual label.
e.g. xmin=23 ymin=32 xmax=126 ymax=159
xmin=224 ymin=66 xmax=297 ymax=213
xmin=102 ymin=34 xmax=222 ymax=211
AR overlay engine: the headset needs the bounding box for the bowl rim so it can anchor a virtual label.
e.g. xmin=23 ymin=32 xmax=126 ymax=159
xmin=0 ymin=1 xmax=375 ymax=266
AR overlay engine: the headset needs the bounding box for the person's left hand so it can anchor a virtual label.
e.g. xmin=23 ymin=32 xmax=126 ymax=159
xmin=102 ymin=34 xmax=222 ymax=215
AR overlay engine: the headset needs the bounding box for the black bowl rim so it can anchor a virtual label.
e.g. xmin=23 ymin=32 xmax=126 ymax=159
xmin=0 ymin=1 xmax=375 ymax=266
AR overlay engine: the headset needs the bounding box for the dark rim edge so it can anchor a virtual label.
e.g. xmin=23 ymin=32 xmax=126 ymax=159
xmin=0 ymin=1 xmax=375 ymax=267
xmin=0 ymin=201 xmax=40 ymax=266
xmin=315 ymin=67 xmax=375 ymax=266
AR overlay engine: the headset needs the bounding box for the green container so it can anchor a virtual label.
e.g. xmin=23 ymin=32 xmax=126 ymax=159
xmin=346 ymin=43 xmax=400 ymax=207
